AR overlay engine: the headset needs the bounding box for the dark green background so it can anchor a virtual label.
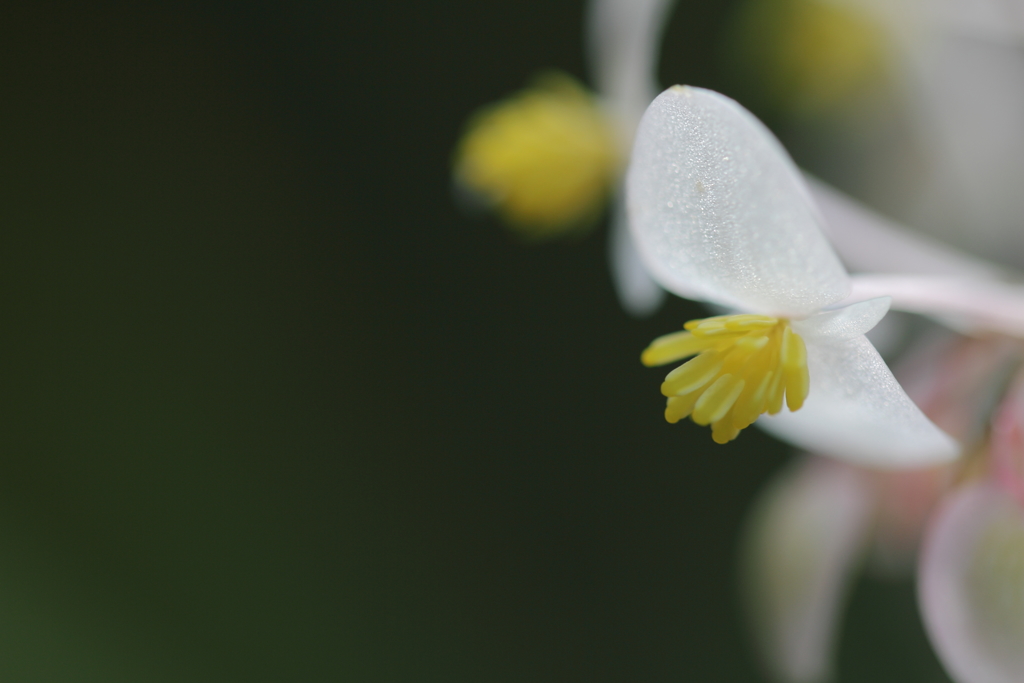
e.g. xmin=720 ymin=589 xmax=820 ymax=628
xmin=0 ymin=1 xmax=949 ymax=680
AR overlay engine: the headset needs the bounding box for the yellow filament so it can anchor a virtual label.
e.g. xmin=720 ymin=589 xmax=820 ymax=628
xmin=641 ymin=314 xmax=810 ymax=444
xmin=452 ymin=72 xmax=620 ymax=239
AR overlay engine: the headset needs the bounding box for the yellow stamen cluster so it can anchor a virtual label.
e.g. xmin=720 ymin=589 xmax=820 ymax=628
xmin=641 ymin=314 xmax=810 ymax=444
xmin=452 ymin=73 xmax=620 ymax=239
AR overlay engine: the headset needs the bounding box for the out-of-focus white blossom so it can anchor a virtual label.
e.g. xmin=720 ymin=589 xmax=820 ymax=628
xmin=454 ymin=0 xmax=677 ymax=316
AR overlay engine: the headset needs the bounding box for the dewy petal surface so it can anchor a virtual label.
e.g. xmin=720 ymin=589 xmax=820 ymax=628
xmin=920 ymin=483 xmax=1024 ymax=683
xmin=742 ymin=456 xmax=873 ymax=683
xmin=759 ymin=335 xmax=959 ymax=467
xmin=608 ymin=193 xmax=667 ymax=316
xmin=626 ymin=86 xmax=850 ymax=317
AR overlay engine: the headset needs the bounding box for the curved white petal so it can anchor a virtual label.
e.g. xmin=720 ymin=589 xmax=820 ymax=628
xmin=742 ymin=456 xmax=874 ymax=683
xmin=626 ymin=86 xmax=850 ymax=317
xmin=849 ymin=274 xmax=1024 ymax=338
xmin=759 ymin=335 xmax=959 ymax=467
xmin=806 ymin=177 xmax=1007 ymax=280
xmin=608 ymin=194 xmax=667 ymax=316
xmin=586 ymin=0 xmax=676 ymax=145
xmin=919 ymin=483 xmax=1024 ymax=683
xmin=791 ymin=296 xmax=891 ymax=344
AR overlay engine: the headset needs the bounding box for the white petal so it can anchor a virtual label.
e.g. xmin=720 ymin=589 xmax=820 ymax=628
xmin=806 ymin=176 xmax=1006 ymax=280
xmin=742 ymin=456 xmax=873 ymax=683
xmin=586 ymin=0 xmax=676 ymax=145
xmin=849 ymin=274 xmax=1024 ymax=338
xmin=919 ymin=483 xmax=1024 ymax=683
xmin=759 ymin=335 xmax=959 ymax=467
xmin=791 ymin=296 xmax=891 ymax=344
xmin=608 ymin=194 xmax=666 ymax=317
xmin=626 ymin=86 xmax=850 ymax=317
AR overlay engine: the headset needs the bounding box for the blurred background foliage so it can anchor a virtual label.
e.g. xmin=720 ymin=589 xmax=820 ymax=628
xmin=0 ymin=1 xmax=948 ymax=680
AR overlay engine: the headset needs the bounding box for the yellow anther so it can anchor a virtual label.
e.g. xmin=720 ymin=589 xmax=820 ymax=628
xmin=452 ymin=72 xmax=620 ymax=239
xmin=641 ymin=313 xmax=811 ymax=443
xmin=712 ymin=419 xmax=741 ymax=445
xmin=781 ymin=326 xmax=809 ymax=411
xmin=642 ymin=330 xmax=715 ymax=366
xmin=766 ymin=368 xmax=786 ymax=416
xmin=666 ymin=393 xmax=701 ymax=424
xmin=693 ymin=374 xmax=746 ymax=426
xmin=662 ymin=352 xmax=723 ymax=397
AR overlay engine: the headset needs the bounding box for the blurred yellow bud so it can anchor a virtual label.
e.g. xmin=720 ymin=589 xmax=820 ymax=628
xmin=453 ymin=73 xmax=620 ymax=239
xmin=726 ymin=0 xmax=888 ymax=116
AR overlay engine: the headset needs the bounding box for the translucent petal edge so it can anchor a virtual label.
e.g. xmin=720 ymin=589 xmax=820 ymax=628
xmin=791 ymin=297 xmax=891 ymax=344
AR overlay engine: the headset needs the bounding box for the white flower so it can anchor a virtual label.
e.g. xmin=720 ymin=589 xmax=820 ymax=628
xmin=626 ymin=85 xmax=958 ymax=467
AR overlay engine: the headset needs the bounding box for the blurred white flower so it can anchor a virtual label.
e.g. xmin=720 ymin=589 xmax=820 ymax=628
xmin=837 ymin=0 xmax=1024 ymax=266
xmin=453 ymin=0 xmax=676 ymax=316
xmin=588 ymin=0 xmax=675 ymax=316
xmin=741 ymin=331 xmax=1015 ymax=683
xmin=919 ymin=365 xmax=1024 ymax=683
xmin=741 ymin=455 xmax=877 ymax=683
xmin=731 ymin=0 xmax=1024 ymax=268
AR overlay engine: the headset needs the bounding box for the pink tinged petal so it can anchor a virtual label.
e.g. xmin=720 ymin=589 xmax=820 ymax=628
xmin=626 ymin=86 xmax=851 ymax=317
xmin=742 ymin=456 xmax=874 ymax=683
xmin=586 ymin=0 xmax=675 ymax=144
xmin=608 ymin=194 xmax=667 ymax=317
xmin=893 ymin=333 xmax=1019 ymax=444
xmin=868 ymin=465 xmax=949 ymax=577
xmin=991 ymin=375 xmax=1024 ymax=508
xmin=919 ymin=483 xmax=1024 ymax=683
xmin=849 ymin=274 xmax=1024 ymax=337
xmin=790 ymin=296 xmax=891 ymax=344
xmin=758 ymin=335 xmax=959 ymax=468
xmin=806 ymin=176 xmax=1007 ymax=280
